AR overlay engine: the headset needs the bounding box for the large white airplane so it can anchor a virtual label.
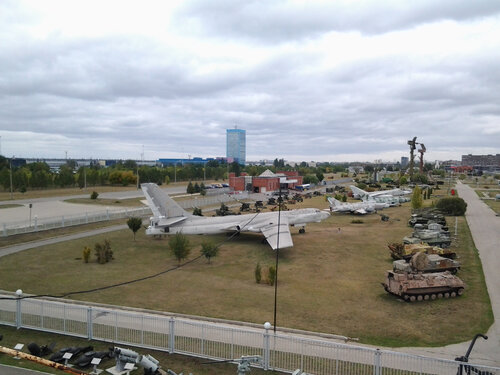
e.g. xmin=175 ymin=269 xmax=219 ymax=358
xmin=350 ymin=185 xmax=411 ymax=204
xmin=327 ymin=197 xmax=388 ymax=215
xmin=141 ymin=183 xmax=330 ymax=250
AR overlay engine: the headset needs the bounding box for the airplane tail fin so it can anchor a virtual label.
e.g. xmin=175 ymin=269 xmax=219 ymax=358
xmin=327 ymin=197 xmax=342 ymax=207
xmin=141 ymin=183 xmax=190 ymax=219
xmin=350 ymin=185 xmax=369 ymax=199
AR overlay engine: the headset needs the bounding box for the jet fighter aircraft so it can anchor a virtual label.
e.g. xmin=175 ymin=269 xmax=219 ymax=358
xmin=327 ymin=197 xmax=388 ymax=215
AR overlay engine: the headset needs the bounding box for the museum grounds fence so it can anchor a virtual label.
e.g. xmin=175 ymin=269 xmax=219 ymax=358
xmin=0 ymin=294 xmax=498 ymax=375
xmin=1 ymin=192 xmax=249 ymax=237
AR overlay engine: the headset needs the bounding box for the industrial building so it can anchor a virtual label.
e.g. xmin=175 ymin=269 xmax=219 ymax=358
xmin=229 ymin=170 xmax=303 ymax=193
xmin=226 ymin=128 xmax=246 ymax=165
xmin=461 ymin=154 xmax=500 ymax=167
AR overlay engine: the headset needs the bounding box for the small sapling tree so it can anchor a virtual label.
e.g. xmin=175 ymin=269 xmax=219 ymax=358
xmin=169 ymin=233 xmax=191 ymax=264
xmin=200 ymin=241 xmax=219 ymax=263
xmin=127 ymin=217 xmax=143 ymax=240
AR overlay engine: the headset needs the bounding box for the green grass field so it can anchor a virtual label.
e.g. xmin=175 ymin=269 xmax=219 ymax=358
xmin=0 ymin=196 xmax=493 ymax=348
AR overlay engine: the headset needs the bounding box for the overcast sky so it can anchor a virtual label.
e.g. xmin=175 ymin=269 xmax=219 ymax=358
xmin=1 ymin=0 xmax=500 ymax=163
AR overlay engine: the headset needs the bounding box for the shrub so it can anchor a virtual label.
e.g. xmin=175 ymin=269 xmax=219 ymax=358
xmin=411 ymin=186 xmax=423 ymax=210
xmin=90 ymin=191 xmax=99 ymax=199
xmin=94 ymin=239 xmax=113 ymax=264
xmin=351 ymin=219 xmax=364 ymax=224
xmin=200 ymin=241 xmax=218 ymax=263
xmin=169 ymin=233 xmax=191 ymax=263
xmin=255 ymin=263 xmax=262 ymax=284
xmin=436 ymin=197 xmax=467 ymax=216
xmin=82 ymin=246 xmax=91 ymax=263
xmin=268 ymin=265 xmax=276 ymax=286
xmin=193 ymin=207 xmax=203 ymax=216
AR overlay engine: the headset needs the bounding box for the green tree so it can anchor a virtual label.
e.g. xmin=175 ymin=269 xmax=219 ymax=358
xmin=200 ymin=241 xmax=219 ymax=263
xmin=411 ymin=185 xmax=423 ymax=210
xmin=268 ymin=265 xmax=276 ymax=286
xmin=399 ymin=176 xmax=408 ymax=185
xmin=169 ymin=233 xmax=191 ymax=264
xmin=316 ymin=172 xmax=324 ymax=182
xmin=187 ymin=181 xmax=194 ymax=194
xmin=193 ymin=207 xmax=203 ymax=216
xmin=255 ymin=262 xmax=262 ymax=284
xmin=127 ymin=217 xmax=143 ymax=240
xmin=303 ymin=175 xmax=319 ymax=184
xmin=436 ymin=197 xmax=467 ymax=216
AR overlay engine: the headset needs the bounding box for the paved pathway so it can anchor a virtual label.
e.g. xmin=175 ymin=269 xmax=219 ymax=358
xmin=0 ymin=364 xmax=49 ymax=375
xmin=0 ymin=225 xmax=127 ymax=258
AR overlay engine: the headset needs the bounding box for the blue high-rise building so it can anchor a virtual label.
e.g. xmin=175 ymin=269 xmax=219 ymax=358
xmin=226 ymin=128 xmax=246 ymax=165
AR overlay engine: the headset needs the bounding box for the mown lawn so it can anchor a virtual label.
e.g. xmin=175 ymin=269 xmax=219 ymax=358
xmin=0 ymin=196 xmax=492 ymax=347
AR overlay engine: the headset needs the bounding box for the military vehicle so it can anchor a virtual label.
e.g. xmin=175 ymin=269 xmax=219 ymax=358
xmin=408 ymin=210 xmax=446 ymax=227
xmin=382 ymin=270 xmax=465 ymax=302
xmin=403 ymin=229 xmax=452 ymax=248
xmin=388 ymin=242 xmax=456 ymax=260
xmin=393 ymin=253 xmax=461 ymax=274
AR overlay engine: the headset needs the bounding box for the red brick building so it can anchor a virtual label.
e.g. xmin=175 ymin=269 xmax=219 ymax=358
xmin=229 ymin=170 xmax=303 ymax=193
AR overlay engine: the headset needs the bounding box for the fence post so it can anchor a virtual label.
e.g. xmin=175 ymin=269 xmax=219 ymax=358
xmin=3 ymin=223 xmax=6 ymax=237
xmin=106 ymin=208 xmax=110 ymax=220
xmin=169 ymin=318 xmax=175 ymax=354
xmin=263 ymin=323 xmax=271 ymax=370
xmin=34 ymin=216 xmax=38 ymax=231
xmin=86 ymin=212 xmax=88 ymax=224
xmin=62 ymin=216 xmax=65 ymax=227
xmin=374 ymin=349 xmax=381 ymax=375
xmin=16 ymin=291 xmax=22 ymax=329
xmin=87 ymin=307 xmax=93 ymax=340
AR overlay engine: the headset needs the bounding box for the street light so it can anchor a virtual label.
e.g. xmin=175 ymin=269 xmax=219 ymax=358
xmin=9 ymin=156 xmax=15 ymax=200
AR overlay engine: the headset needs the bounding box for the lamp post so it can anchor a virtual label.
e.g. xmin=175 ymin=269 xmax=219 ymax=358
xmin=9 ymin=156 xmax=14 ymax=200
xmin=273 ymin=186 xmax=282 ymax=334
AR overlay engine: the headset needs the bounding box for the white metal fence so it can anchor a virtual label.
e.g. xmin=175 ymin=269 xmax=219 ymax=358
xmin=1 ymin=206 xmax=152 ymax=237
xmin=0 ymin=295 xmax=498 ymax=375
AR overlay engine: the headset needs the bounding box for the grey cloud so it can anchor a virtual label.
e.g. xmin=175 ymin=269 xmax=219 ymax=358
xmin=176 ymin=0 xmax=500 ymax=42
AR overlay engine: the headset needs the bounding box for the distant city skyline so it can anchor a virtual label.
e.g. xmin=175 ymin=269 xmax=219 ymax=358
xmin=1 ymin=1 xmax=499 ymax=162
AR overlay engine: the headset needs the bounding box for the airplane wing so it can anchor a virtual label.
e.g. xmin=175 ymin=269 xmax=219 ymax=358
xmin=354 ymin=208 xmax=368 ymax=215
xmin=260 ymin=215 xmax=294 ymax=250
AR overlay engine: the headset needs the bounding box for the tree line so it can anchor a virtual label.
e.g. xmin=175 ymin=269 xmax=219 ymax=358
xmin=0 ymin=156 xmax=352 ymax=192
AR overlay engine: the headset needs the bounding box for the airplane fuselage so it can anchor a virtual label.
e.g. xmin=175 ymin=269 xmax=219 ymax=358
xmin=146 ymin=208 xmax=328 ymax=236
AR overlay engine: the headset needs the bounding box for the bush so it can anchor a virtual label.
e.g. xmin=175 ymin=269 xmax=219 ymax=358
xmin=90 ymin=191 xmax=99 ymax=199
xmin=255 ymin=263 xmax=262 ymax=284
xmin=169 ymin=233 xmax=191 ymax=263
xmin=193 ymin=207 xmax=203 ymax=216
xmin=351 ymin=219 xmax=364 ymax=224
xmin=82 ymin=246 xmax=91 ymax=263
xmin=268 ymin=265 xmax=276 ymax=286
xmin=200 ymin=241 xmax=218 ymax=263
xmin=94 ymin=239 xmax=113 ymax=264
xmin=436 ymin=197 xmax=467 ymax=216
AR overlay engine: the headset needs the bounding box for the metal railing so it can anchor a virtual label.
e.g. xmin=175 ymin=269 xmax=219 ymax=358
xmin=1 ymin=207 xmax=152 ymax=237
xmin=0 ymin=294 xmax=498 ymax=375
